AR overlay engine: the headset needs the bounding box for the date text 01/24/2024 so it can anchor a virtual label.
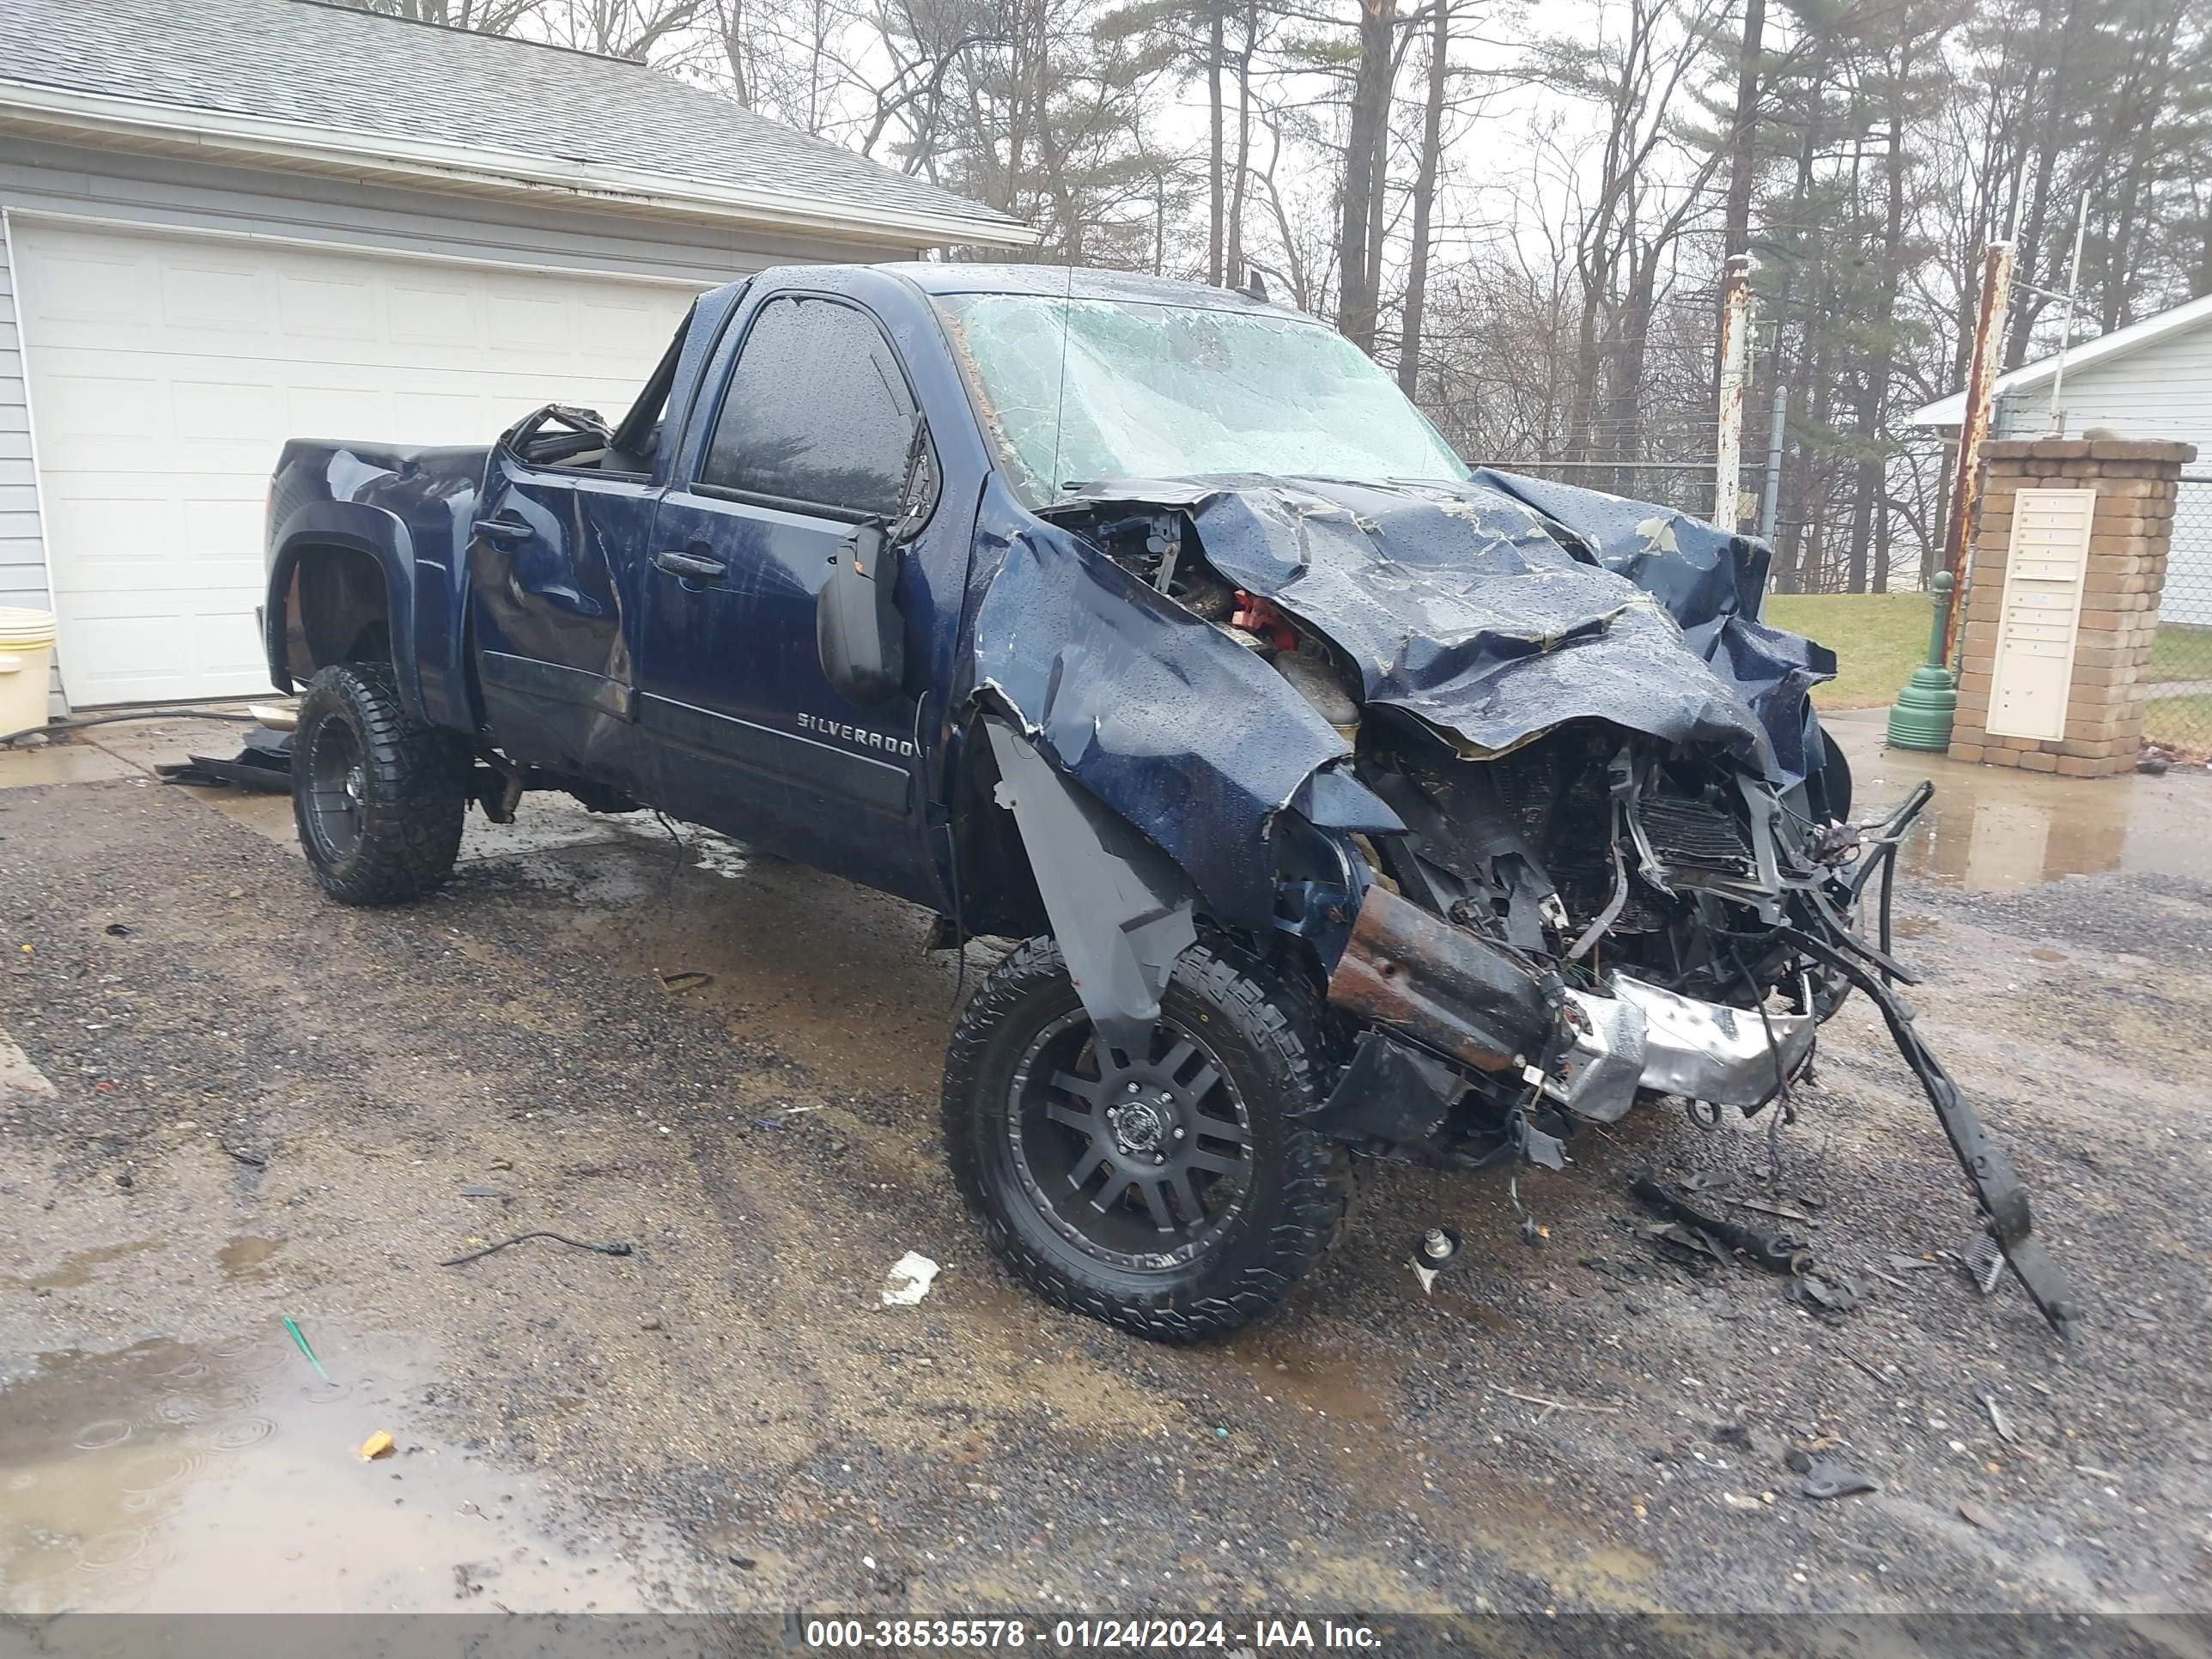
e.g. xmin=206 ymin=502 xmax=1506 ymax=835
xmin=802 ymin=1618 xmax=1383 ymax=1650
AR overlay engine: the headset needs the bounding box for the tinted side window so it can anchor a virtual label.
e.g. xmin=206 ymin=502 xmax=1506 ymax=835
xmin=699 ymin=296 xmax=914 ymax=515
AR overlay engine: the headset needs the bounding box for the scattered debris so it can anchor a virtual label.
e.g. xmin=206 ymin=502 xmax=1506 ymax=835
xmin=656 ymin=970 xmax=714 ymax=994
xmin=1719 ymin=1195 xmax=1816 ymax=1225
xmin=1796 ymin=1459 xmax=1880 ymax=1499
xmin=104 ymin=922 xmax=131 ymax=937
xmin=359 ymin=1431 xmax=395 ymax=1461
xmin=1887 ymin=1254 xmax=1942 ymax=1273
xmin=1982 ymin=1394 xmax=2020 ymax=1444
xmin=1632 ymin=1174 xmax=1813 ymax=1275
xmin=881 ymin=1252 xmax=940 ymax=1307
xmin=1721 ymin=1492 xmax=1763 ymax=1511
xmin=1492 ymin=1386 xmax=1621 ymax=1424
xmin=155 ymin=724 xmax=294 ymax=793
xmin=283 ymin=1316 xmax=332 ymax=1384
xmin=1711 ymin=1420 xmax=1753 ymax=1451
xmin=1965 ymin=1232 xmax=2006 ymax=1296
xmin=459 ymin=1184 xmax=508 ymax=1200
xmin=1958 ymin=1500 xmax=1998 ymax=1529
xmin=2075 ymin=1464 xmax=2120 ymax=1480
xmin=640 ymin=1316 xmax=665 ymax=1332
xmin=221 ymin=1141 xmax=268 ymax=1169
xmin=2136 ymin=745 xmax=2174 ymax=776
xmin=438 ymin=1231 xmax=634 ymax=1267
xmin=1796 ymin=1272 xmax=1864 ymax=1316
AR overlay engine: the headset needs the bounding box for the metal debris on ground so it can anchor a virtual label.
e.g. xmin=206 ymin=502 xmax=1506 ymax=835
xmin=1720 ymin=1194 xmax=1816 ymax=1225
xmin=459 ymin=1184 xmax=508 ymax=1200
xmin=222 ymin=1141 xmax=267 ymax=1169
xmin=656 ymin=970 xmax=714 ymax=994
xmin=1958 ymin=1500 xmax=1998 ymax=1529
xmin=438 ymin=1231 xmax=634 ymax=1267
xmin=881 ymin=1252 xmax=940 ymax=1307
xmin=1795 ymin=1459 xmax=1881 ymax=1499
xmin=1965 ymin=1232 xmax=2007 ymax=1295
xmin=1407 ymin=1224 xmax=1462 ymax=1293
xmin=155 ymin=724 xmax=294 ymax=793
xmin=1796 ymin=1271 xmax=1865 ymax=1316
xmin=1632 ymin=1173 xmax=1813 ymax=1275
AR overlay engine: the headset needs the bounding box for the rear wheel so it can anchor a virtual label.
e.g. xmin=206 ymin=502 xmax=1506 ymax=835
xmin=944 ymin=935 xmax=1348 ymax=1340
xmin=292 ymin=662 xmax=471 ymax=905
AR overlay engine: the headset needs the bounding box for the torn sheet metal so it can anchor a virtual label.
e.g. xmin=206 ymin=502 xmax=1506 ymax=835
xmin=971 ymin=479 xmax=1347 ymax=927
xmin=1059 ymin=474 xmax=1831 ymax=776
xmin=984 ymin=719 xmax=1198 ymax=1060
xmin=1470 ymin=470 xmax=1837 ymax=783
xmin=1612 ymin=975 xmax=1815 ymax=1108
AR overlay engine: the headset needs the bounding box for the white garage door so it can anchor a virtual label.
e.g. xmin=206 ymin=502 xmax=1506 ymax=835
xmin=12 ymin=219 xmax=702 ymax=705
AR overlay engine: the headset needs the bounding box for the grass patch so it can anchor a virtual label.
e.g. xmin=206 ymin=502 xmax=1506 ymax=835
xmin=2147 ymin=622 xmax=2212 ymax=684
xmin=2145 ymin=690 xmax=2212 ymax=755
xmin=1764 ymin=592 xmax=1936 ymax=710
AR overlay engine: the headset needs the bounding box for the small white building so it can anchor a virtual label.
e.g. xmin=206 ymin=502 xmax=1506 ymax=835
xmin=1910 ymin=293 xmax=2212 ymax=623
xmin=2 ymin=0 xmax=1030 ymax=708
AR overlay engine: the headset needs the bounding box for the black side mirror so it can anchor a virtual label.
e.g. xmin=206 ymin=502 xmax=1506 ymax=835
xmin=817 ymin=520 xmax=904 ymax=705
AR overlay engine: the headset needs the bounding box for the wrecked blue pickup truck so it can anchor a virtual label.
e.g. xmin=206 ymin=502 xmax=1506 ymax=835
xmin=264 ymin=264 xmax=2073 ymax=1340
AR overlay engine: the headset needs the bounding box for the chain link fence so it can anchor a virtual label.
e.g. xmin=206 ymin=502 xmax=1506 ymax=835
xmin=2147 ymin=474 xmax=2212 ymax=759
xmin=1467 ymin=459 xmax=1778 ymax=527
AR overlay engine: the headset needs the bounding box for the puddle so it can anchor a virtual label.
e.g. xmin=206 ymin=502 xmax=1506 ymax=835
xmin=1221 ymin=1334 xmax=1395 ymax=1426
xmin=0 ymin=1327 xmax=692 ymax=1612
xmin=1825 ymin=713 xmax=2212 ymax=892
xmin=16 ymin=1241 xmax=161 ymax=1291
xmin=216 ymin=1237 xmax=283 ymax=1279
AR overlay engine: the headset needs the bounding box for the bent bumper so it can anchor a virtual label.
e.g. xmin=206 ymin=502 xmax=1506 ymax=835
xmin=1322 ymin=886 xmax=1812 ymax=1127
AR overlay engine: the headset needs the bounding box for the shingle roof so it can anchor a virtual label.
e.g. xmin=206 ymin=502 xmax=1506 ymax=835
xmin=1910 ymin=290 xmax=2212 ymax=428
xmin=0 ymin=0 xmax=1029 ymax=244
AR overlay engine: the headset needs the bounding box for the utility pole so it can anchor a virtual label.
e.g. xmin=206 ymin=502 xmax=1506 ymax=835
xmin=1939 ymin=240 xmax=2015 ymax=665
xmin=1714 ymin=255 xmax=1753 ymax=530
xmin=1758 ymin=380 xmax=1787 ymax=540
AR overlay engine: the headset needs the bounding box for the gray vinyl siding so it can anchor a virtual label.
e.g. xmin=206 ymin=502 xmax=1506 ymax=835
xmin=0 ymin=137 xmax=923 ymax=706
xmin=1991 ymin=325 xmax=2212 ymax=451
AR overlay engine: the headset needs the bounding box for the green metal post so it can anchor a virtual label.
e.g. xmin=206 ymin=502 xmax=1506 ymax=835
xmin=1887 ymin=570 xmax=1958 ymax=751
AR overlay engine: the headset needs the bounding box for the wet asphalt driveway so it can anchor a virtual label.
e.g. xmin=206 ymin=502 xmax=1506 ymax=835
xmin=2 ymin=720 xmax=2209 ymax=1620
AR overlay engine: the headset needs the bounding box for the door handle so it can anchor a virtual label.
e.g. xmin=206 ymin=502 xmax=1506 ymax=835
xmin=471 ymin=515 xmax=531 ymax=543
xmin=653 ymin=549 xmax=727 ymax=581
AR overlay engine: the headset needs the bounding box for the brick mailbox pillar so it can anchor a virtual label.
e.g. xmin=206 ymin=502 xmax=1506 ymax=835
xmin=1949 ymin=436 xmax=2195 ymax=776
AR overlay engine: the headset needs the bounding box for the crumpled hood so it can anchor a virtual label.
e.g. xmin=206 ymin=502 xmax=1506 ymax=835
xmin=1061 ymin=471 xmax=1834 ymax=782
xmin=969 ymin=469 xmax=1836 ymax=927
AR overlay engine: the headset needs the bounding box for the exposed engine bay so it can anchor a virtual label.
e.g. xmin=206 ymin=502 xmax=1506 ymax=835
xmin=979 ymin=472 xmax=2077 ymax=1339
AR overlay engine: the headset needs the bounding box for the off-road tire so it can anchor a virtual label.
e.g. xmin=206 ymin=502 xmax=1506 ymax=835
xmin=943 ymin=934 xmax=1350 ymax=1341
xmin=292 ymin=662 xmax=471 ymax=906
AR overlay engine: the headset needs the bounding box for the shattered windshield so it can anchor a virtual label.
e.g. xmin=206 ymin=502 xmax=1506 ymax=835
xmin=933 ymin=293 xmax=1469 ymax=503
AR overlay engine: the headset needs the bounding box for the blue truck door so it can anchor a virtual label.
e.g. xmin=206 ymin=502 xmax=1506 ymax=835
xmin=466 ymin=441 xmax=659 ymax=795
xmin=634 ymin=292 xmax=936 ymax=902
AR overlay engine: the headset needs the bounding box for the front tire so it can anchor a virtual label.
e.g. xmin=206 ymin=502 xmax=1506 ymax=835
xmin=292 ymin=662 xmax=471 ymax=906
xmin=943 ymin=934 xmax=1349 ymax=1341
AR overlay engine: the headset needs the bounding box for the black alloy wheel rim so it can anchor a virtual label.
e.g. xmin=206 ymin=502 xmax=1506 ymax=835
xmin=1005 ymin=1010 xmax=1255 ymax=1270
xmin=303 ymin=714 xmax=368 ymax=863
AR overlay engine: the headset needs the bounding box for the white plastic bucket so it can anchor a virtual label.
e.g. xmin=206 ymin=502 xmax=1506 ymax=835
xmin=0 ymin=608 xmax=58 ymax=738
